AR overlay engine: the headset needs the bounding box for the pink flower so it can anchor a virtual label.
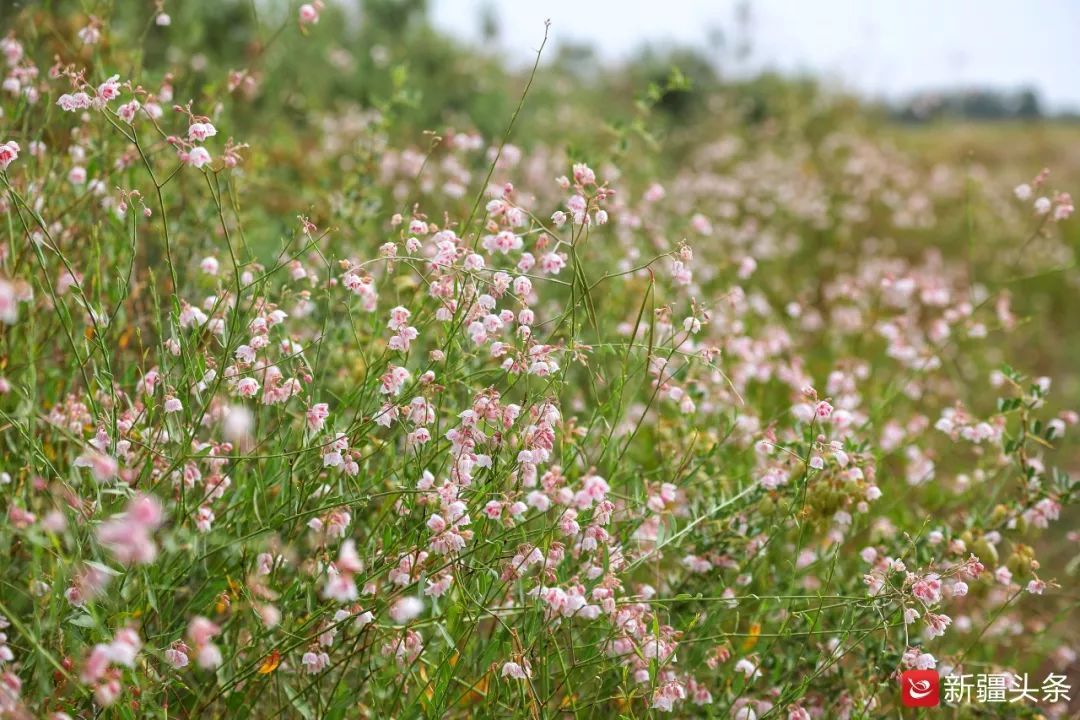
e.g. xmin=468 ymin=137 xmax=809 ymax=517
xmin=0 ymin=141 xmax=18 ymax=170
xmin=78 ymin=24 xmax=101 ymax=45
xmin=323 ymin=541 xmax=362 ymax=602
xmin=389 ymin=597 xmax=424 ymax=623
xmin=117 ymin=100 xmax=140 ymax=123
xmin=738 ymin=256 xmax=757 ymax=278
xmin=74 ymin=450 xmax=118 ymax=482
xmin=301 ymin=650 xmax=329 ymax=674
xmin=651 ymin=680 xmax=687 ymax=712
xmin=924 ymin=612 xmax=951 ymax=638
xmin=187 ymin=147 xmax=211 ymax=169
xmin=80 ymin=644 xmax=111 ymax=683
xmin=911 ymin=574 xmax=942 ymax=606
xmin=188 ymin=122 xmax=217 ymax=142
xmin=0 ymin=280 xmax=17 ymax=324
xmin=79 ymin=628 xmax=142 ymax=702
xmin=188 ymin=617 xmax=218 ymax=647
xmin=57 ymin=92 xmax=92 ymax=112
xmin=500 ymin=660 xmax=532 ymax=679
xmin=108 ymin=628 xmax=141 ymax=667
xmin=97 ymin=493 xmax=163 ymax=565
xmin=572 ymin=162 xmax=596 ymax=185
xmin=129 ymin=494 xmax=163 ymax=526
xmin=197 ymin=644 xmax=222 ymax=669
xmin=96 ymin=75 xmax=121 ymax=103
xmin=299 ymin=2 xmax=322 ymax=24
xmin=323 ymin=571 xmax=357 ymax=602
xmin=195 ymin=506 xmax=215 ymax=533
xmin=165 ymin=643 xmax=190 ymax=668
xmin=236 ymin=377 xmax=260 ymax=397
xmin=425 ymin=573 xmax=453 ymax=597
xmin=187 ymin=617 xmax=222 ymax=670
xmin=306 ymin=402 xmax=329 ymax=431
xmin=1054 ymin=192 xmax=1074 ymax=221
xmin=94 ymin=676 xmax=121 ymax=706
xmin=426 ymin=513 xmax=447 ymax=534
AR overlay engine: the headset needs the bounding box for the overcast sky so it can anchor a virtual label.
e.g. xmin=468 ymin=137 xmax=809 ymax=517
xmin=430 ymin=0 xmax=1080 ymax=111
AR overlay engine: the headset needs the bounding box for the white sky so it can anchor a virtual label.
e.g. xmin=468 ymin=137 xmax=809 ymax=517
xmin=430 ymin=0 xmax=1080 ymax=111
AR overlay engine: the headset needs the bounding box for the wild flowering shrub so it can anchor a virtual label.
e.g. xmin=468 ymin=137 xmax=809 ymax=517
xmin=0 ymin=5 xmax=1077 ymax=719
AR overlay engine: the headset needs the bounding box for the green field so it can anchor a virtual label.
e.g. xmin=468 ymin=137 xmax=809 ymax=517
xmin=0 ymin=2 xmax=1076 ymax=718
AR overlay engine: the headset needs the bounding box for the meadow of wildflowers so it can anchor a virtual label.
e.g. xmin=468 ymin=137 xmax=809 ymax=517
xmin=0 ymin=2 xmax=1078 ymax=718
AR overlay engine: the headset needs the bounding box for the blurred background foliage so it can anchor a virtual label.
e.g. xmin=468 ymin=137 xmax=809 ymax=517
xmin=11 ymin=0 xmax=1080 ymax=396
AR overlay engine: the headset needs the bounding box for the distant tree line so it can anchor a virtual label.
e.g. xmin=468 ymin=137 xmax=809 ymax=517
xmin=890 ymin=88 xmax=1078 ymax=122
